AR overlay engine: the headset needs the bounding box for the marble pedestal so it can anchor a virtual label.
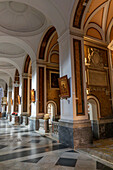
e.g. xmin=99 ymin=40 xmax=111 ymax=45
xmin=19 ymin=116 xmax=23 ymax=124
xmin=29 ymin=117 xmax=39 ymax=131
xmin=11 ymin=115 xmax=19 ymax=125
xmin=59 ymin=119 xmax=93 ymax=148
xmin=44 ymin=119 xmax=49 ymax=133
xmin=39 ymin=119 xmax=49 ymax=133
xmin=22 ymin=116 xmax=28 ymax=126
xmin=8 ymin=114 xmax=12 ymax=122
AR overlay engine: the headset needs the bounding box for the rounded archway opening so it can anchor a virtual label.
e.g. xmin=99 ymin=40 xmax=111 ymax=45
xmin=87 ymin=97 xmax=100 ymax=139
xmin=46 ymin=101 xmax=57 ymax=124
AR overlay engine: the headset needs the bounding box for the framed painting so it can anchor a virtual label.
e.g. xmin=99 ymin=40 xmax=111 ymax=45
xmin=50 ymin=71 xmax=59 ymax=89
xmin=58 ymin=75 xmax=70 ymax=98
xmin=31 ymin=89 xmax=35 ymax=103
xmin=11 ymin=98 xmax=13 ymax=105
xmin=18 ymin=95 xmax=21 ymax=105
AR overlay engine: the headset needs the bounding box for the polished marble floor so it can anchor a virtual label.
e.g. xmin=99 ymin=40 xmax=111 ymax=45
xmin=0 ymin=119 xmax=113 ymax=170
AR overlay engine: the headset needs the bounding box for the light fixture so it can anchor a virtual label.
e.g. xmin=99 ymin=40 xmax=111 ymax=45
xmin=31 ymin=89 xmax=35 ymax=103
xmin=18 ymin=95 xmax=21 ymax=105
xmin=83 ymin=0 xmax=87 ymax=6
xmin=11 ymin=98 xmax=13 ymax=105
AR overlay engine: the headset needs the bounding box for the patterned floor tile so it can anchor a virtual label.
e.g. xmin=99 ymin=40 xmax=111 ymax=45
xmin=0 ymin=119 xmax=113 ymax=170
xmin=22 ymin=156 xmax=43 ymax=163
xmin=55 ymin=158 xmax=77 ymax=167
xmin=96 ymin=162 xmax=113 ymax=170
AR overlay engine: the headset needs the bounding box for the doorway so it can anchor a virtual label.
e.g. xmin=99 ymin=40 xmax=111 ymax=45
xmin=87 ymin=96 xmax=100 ymax=139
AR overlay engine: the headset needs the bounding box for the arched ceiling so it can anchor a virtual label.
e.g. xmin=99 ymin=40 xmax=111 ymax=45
xmin=0 ymin=0 xmax=74 ymax=87
xmin=0 ymin=79 xmax=6 ymax=89
xmin=0 ymin=62 xmax=15 ymax=69
xmin=0 ymin=43 xmax=25 ymax=58
xmin=0 ymin=1 xmax=46 ymax=36
xmin=84 ymin=0 xmax=113 ymax=43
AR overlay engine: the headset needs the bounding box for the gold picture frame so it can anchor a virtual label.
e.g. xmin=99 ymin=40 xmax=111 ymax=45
xmin=58 ymin=75 xmax=70 ymax=99
xmin=11 ymin=98 xmax=13 ymax=105
xmin=31 ymin=89 xmax=35 ymax=103
xmin=18 ymin=95 xmax=21 ymax=105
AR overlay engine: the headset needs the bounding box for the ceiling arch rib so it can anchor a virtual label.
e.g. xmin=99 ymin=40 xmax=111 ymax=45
xmin=106 ymin=0 xmax=113 ymax=32
xmin=83 ymin=0 xmax=113 ymax=43
xmin=106 ymin=18 xmax=113 ymax=42
xmin=84 ymin=2 xmax=106 ymax=30
xmin=102 ymin=1 xmax=110 ymax=32
xmin=84 ymin=0 xmax=107 ymax=26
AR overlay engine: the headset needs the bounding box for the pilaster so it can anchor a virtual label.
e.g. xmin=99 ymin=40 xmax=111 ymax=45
xmin=58 ymin=30 xmax=92 ymax=148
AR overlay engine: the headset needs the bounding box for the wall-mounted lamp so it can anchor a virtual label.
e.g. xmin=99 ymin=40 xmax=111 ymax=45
xmin=11 ymin=98 xmax=13 ymax=105
xmin=86 ymin=88 xmax=90 ymax=95
xmin=18 ymin=95 xmax=21 ymax=105
xmin=31 ymin=89 xmax=35 ymax=103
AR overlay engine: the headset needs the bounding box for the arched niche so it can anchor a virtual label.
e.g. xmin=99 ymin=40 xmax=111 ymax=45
xmin=37 ymin=26 xmax=60 ymax=119
xmin=23 ymin=55 xmax=32 ymax=116
xmin=46 ymin=101 xmax=57 ymax=124
xmin=87 ymin=95 xmax=100 ymax=139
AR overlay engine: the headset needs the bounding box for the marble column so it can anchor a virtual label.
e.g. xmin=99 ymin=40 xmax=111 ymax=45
xmin=29 ymin=61 xmax=39 ymax=130
xmin=11 ymin=84 xmax=14 ymax=114
xmin=6 ymin=86 xmax=12 ymax=114
xmin=58 ymin=30 xmax=92 ymax=148
xmin=18 ymin=75 xmax=23 ymax=124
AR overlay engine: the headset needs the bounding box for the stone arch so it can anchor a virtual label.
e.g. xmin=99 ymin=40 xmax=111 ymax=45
xmin=87 ymin=95 xmax=100 ymax=139
xmin=87 ymin=95 xmax=101 ymax=120
xmin=70 ymin=0 xmax=92 ymax=29
xmin=46 ymin=100 xmax=57 ymax=123
xmin=23 ymin=55 xmax=31 ymax=74
xmin=23 ymin=55 xmax=32 ymax=116
xmin=38 ymin=26 xmax=56 ymax=60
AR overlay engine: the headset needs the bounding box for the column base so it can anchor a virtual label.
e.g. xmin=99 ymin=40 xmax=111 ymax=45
xmin=29 ymin=117 xmax=39 ymax=131
xmin=11 ymin=115 xmax=19 ymax=125
xmin=19 ymin=116 xmax=23 ymax=124
xmin=8 ymin=114 xmax=12 ymax=122
xmin=59 ymin=119 xmax=93 ymax=148
xmin=39 ymin=119 xmax=49 ymax=133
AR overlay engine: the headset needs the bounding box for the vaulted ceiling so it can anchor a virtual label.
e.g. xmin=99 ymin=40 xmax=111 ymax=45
xmin=0 ymin=0 xmax=75 ymax=88
xmin=84 ymin=0 xmax=113 ymax=43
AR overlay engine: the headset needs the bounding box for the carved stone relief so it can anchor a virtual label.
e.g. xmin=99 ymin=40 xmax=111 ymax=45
xmin=87 ymin=48 xmax=104 ymax=68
